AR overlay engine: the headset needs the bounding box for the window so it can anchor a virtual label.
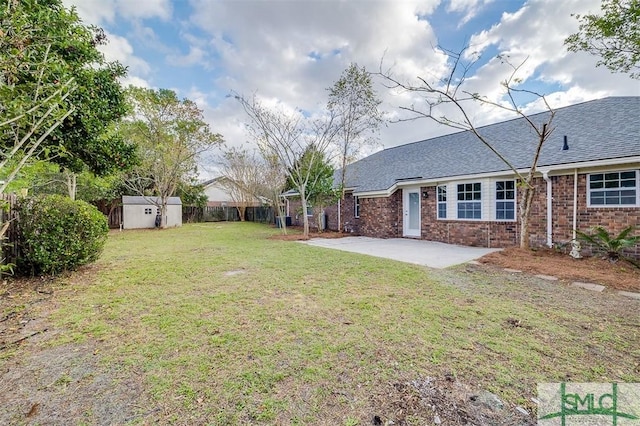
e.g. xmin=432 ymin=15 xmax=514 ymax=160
xmin=457 ymin=183 xmax=481 ymax=219
xmin=437 ymin=185 xmax=447 ymax=219
xmin=589 ymin=171 xmax=638 ymax=206
xmin=496 ymin=180 xmax=515 ymax=220
xmin=354 ymin=196 xmax=360 ymax=218
xmin=144 ymin=208 xmax=152 ymax=215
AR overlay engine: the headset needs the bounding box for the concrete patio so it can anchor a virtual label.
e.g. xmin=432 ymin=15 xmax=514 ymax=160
xmin=301 ymin=236 xmax=501 ymax=268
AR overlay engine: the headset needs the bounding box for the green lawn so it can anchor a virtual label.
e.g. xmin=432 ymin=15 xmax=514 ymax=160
xmin=37 ymin=222 xmax=640 ymax=424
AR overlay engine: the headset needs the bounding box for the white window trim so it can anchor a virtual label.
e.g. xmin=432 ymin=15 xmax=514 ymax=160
xmin=354 ymin=196 xmax=360 ymax=218
xmin=456 ymin=182 xmax=482 ymax=221
xmin=437 ymin=185 xmax=447 ymax=220
xmin=495 ymin=180 xmax=517 ymax=222
xmin=587 ymin=169 xmax=640 ymax=208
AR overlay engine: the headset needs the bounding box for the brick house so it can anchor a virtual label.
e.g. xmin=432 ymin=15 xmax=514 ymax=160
xmin=330 ymin=96 xmax=640 ymax=257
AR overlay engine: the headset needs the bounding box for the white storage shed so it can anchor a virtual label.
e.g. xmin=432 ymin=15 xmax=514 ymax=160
xmin=122 ymin=196 xmax=182 ymax=229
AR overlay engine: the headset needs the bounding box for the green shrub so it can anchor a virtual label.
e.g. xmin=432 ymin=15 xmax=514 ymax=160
xmin=577 ymin=225 xmax=640 ymax=266
xmin=17 ymin=194 xmax=108 ymax=275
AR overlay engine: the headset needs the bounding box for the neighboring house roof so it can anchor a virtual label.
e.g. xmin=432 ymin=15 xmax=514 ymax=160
xmin=281 ymin=189 xmax=299 ymax=198
xmin=201 ymin=176 xmax=228 ymax=188
xmin=122 ymin=196 xmax=182 ymax=205
xmin=344 ymin=96 xmax=640 ymax=194
xmin=202 ymin=176 xmax=267 ymax=206
xmin=203 ymin=177 xmax=235 ymax=204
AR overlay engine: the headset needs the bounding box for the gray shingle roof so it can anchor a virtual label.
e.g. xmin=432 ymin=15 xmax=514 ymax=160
xmin=122 ymin=196 xmax=182 ymax=205
xmin=344 ymin=97 xmax=640 ymax=193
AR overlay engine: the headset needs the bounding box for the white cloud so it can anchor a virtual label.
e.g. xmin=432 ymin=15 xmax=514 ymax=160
xmin=404 ymin=0 xmax=638 ymax=135
xmin=64 ymin=0 xmax=172 ymax=25
xmin=100 ymin=32 xmax=151 ymax=75
xmin=64 ymin=0 xmax=640 ymax=159
xmin=187 ymin=0 xmax=452 ymax=148
xmin=116 ymin=0 xmax=172 ymax=21
xmin=447 ymin=0 xmax=494 ymax=26
xmin=190 ymin=1 xmax=444 ymax=100
xmin=185 ymin=87 xmax=209 ymax=110
xmin=63 ymin=0 xmax=116 ymax=25
xmin=121 ymin=75 xmax=151 ymax=89
xmin=166 ymin=46 xmax=207 ymax=67
xmin=94 ymin=31 xmax=152 ymax=89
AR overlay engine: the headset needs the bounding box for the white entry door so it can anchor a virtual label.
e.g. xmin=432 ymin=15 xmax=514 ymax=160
xmin=403 ymin=188 xmax=421 ymax=238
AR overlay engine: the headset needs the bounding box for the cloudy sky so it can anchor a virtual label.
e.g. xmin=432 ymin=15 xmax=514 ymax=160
xmin=64 ymin=0 xmax=639 ymax=177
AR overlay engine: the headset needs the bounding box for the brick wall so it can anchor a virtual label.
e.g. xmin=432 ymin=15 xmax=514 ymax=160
xmin=340 ymin=193 xmax=359 ymax=233
xmin=286 ymin=199 xmax=320 ymax=229
xmin=339 ymin=192 xmax=401 ymax=238
xmin=286 ymin=196 xmax=366 ymax=232
xmin=420 ymin=185 xmax=520 ymax=247
xmin=324 ymin=204 xmax=338 ymax=231
xmin=340 ymin=174 xmax=640 ymax=258
xmin=352 ymin=191 xmax=402 ymax=238
xmin=548 ymin=174 xmax=640 ymax=258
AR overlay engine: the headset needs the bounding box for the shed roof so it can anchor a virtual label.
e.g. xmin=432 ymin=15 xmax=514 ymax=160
xmin=343 ymin=96 xmax=640 ymax=194
xmin=122 ymin=196 xmax=182 ymax=205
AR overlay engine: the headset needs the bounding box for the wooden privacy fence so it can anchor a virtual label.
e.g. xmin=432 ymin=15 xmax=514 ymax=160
xmin=109 ymin=205 xmax=274 ymax=227
xmin=1 ymin=193 xmax=20 ymax=266
xmin=107 ymin=207 xmax=122 ymax=229
xmin=183 ymin=206 xmax=273 ymax=223
xmin=245 ymin=206 xmax=274 ymax=223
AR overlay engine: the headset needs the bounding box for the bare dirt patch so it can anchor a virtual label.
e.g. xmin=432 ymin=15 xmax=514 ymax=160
xmin=0 ymin=341 xmax=149 ymax=425
xmin=1 ymin=276 xmax=59 ymax=353
xmin=479 ymin=247 xmax=640 ymax=292
xmin=0 ymin=268 xmax=151 ymax=426
xmin=366 ymin=375 xmax=535 ymax=426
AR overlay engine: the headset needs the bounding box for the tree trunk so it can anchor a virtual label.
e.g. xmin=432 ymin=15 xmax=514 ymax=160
xmin=238 ymin=206 xmax=246 ymax=221
xmin=300 ymin=186 xmax=309 ymax=237
xmin=160 ymin=197 xmax=168 ymax=228
xmin=271 ymin=189 xmax=287 ymax=235
xmin=338 ymin=156 xmax=347 ymax=233
xmin=519 ymin=181 xmax=536 ymax=249
xmin=66 ymin=170 xmax=77 ymax=200
xmin=316 ymin=207 xmax=325 ymax=233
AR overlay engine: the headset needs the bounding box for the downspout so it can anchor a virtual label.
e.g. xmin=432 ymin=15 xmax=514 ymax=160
xmin=568 ymin=168 xmax=583 ymax=259
xmin=337 ymin=198 xmax=341 ymax=232
xmin=572 ymin=168 xmax=578 ymax=241
xmin=542 ymin=170 xmax=553 ymax=248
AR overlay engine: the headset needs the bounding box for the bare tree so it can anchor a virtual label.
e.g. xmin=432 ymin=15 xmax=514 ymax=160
xmin=218 ymin=146 xmax=262 ymax=221
xmin=379 ymin=47 xmax=555 ymax=249
xmin=236 ymin=94 xmax=339 ymax=237
xmin=327 ymin=63 xmax=384 ymax=231
xmin=256 ymin=152 xmax=288 ymax=234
